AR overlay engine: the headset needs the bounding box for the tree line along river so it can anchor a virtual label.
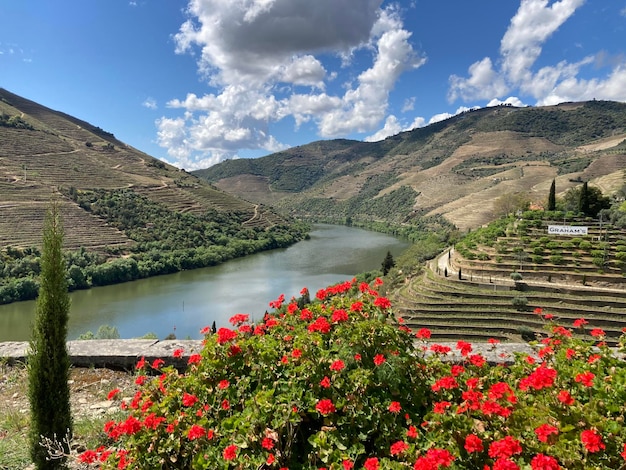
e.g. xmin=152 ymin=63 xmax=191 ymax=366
xmin=0 ymin=224 xmax=409 ymax=342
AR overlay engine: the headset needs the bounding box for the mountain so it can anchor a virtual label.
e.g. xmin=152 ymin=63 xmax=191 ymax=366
xmin=194 ymin=101 xmax=626 ymax=231
xmin=0 ymin=88 xmax=308 ymax=303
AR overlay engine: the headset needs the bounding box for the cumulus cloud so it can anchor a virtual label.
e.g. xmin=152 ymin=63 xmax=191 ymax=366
xmin=365 ymin=115 xmax=402 ymax=142
xmin=142 ymin=97 xmax=157 ymax=109
xmin=448 ymin=0 xmax=626 ymax=109
xmin=157 ymin=0 xmax=424 ymax=168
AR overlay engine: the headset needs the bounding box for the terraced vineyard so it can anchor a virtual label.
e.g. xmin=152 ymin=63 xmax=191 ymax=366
xmin=392 ymin=214 xmax=626 ymax=345
xmin=0 ymin=88 xmax=287 ymax=252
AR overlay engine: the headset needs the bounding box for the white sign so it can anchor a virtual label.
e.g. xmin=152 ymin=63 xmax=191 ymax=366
xmin=548 ymin=225 xmax=588 ymax=236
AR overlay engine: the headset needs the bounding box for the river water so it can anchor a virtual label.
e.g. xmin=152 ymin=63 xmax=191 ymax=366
xmin=0 ymin=225 xmax=408 ymax=342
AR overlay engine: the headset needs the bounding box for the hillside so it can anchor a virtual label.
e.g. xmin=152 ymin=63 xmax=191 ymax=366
xmin=0 ymin=88 xmax=307 ymax=303
xmin=391 ymin=211 xmax=626 ymax=345
xmin=194 ymin=101 xmax=626 ymax=231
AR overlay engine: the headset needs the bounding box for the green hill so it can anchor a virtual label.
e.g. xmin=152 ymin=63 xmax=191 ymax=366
xmin=0 ymin=88 xmax=307 ymax=303
xmin=194 ymin=101 xmax=626 ymax=231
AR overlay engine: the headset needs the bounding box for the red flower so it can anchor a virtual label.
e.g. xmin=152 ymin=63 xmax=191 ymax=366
xmin=187 ymin=353 xmax=201 ymax=365
xmin=308 ymin=316 xmax=332 ymax=334
xmin=187 ymin=424 xmax=205 ymax=440
xmin=223 ymin=444 xmax=237 ymax=460
xmin=320 ymin=376 xmax=331 ymax=388
xmin=580 ymin=429 xmax=605 ymax=453
xmin=218 ymin=379 xmax=230 ymax=389
xmin=518 ymin=365 xmax=557 ymax=391
xmin=374 ymin=297 xmax=391 ymax=309
xmin=433 ymin=401 xmax=451 ymax=414
xmin=330 ymin=359 xmax=345 ymax=372
xmin=173 ymin=348 xmax=184 ymax=358
xmin=530 ymin=453 xmax=561 ymax=469
xmin=464 ymin=434 xmax=483 ymax=453
xmin=456 ymin=341 xmax=473 ymax=356
xmin=431 ymin=376 xmax=458 ymax=392
xmin=342 ymin=460 xmax=354 ymax=470
xmin=469 ymin=354 xmax=486 ymax=367
xmin=575 ymin=371 xmax=595 ymax=387
xmin=267 ymin=454 xmax=275 ymax=465
xmin=229 ymin=313 xmax=249 ymax=325
xmin=534 ymin=307 xmax=543 ymax=315
xmin=534 ymin=424 xmax=558 ymax=443
xmin=331 ymin=309 xmax=349 ymax=322
xmin=364 ymin=457 xmax=379 ymax=470
xmin=451 ymin=365 xmax=465 ymax=376
xmin=488 ymin=436 xmax=522 ymax=460
xmin=221 ymin=399 xmax=230 ymax=410
xmin=262 ymin=437 xmax=275 ymax=450
xmin=373 ymin=354 xmax=386 ymax=366
xmin=407 ymin=425 xmax=418 ymax=439
xmin=390 ymin=441 xmax=409 ymax=456
xmin=416 ymin=328 xmax=431 ymax=339
xmin=135 ymin=356 xmax=146 ymax=369
xmin=388 ymin=401 xmax=402 ymax=413
xmin=354 ymin=353 xmax=362 ymax=361
xmin=414 ymin=449 xmax=454 ymax=469
xmin=107 ymin=388 xmax=120 ymax=400
xmin=430 ymin=344 xmax=452 ymax=354
xmin=493 ymin=459 xmax=520 ymax=470
xmin=590 ymin=328 xmax=605 ymax=338
xmin=292 ymin=348 xmax=303 ymax=358
xmin=573 ymin=318 xmax=588 ymax=328
xmin=316 ymin=398 xmax=336 ymax=415
xmin=182 ymin=392 xmax=198 ymax=407
xmin=216 ymin=327 xmax=238 ymax=344
xmin=557 ymin=390 xmax=575 ymax=405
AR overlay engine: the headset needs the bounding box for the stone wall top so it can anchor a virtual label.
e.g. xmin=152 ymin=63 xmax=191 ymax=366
xmin=1 ymin=339 xmax=535 ymax=369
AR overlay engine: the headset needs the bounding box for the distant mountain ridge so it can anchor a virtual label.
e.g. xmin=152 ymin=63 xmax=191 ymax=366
xmin=194 ymin=101 xmax=626 ymax=231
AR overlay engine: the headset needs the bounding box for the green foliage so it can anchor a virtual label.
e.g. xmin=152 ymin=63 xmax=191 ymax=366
xmin=86 ymin=280 xmax=430 ymax=469
xmin=0 ymin=112 xmax=34 ymax=129
xmin=381 ymin=251 xmax=395 ymax=276
xmin=78 ymin=281 xmax=626 ymax=469
xmin=28 ymin=203 xmax=72 ymax=469
xmin=511 ymin=295 xmax=528 ymax=310
xmin=77 ymin=324 xmax=121 ymax=340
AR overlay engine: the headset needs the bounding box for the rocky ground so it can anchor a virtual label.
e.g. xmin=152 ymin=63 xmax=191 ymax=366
xmin=0 ymin=364 xmax=138 ymax=469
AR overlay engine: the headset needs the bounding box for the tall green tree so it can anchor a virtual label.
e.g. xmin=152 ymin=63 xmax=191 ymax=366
xmin=28 ymin=202 xmax=72 ymax=469
xmin=381 ymin=251 xmax=396 ymax=276
xmin=548 ymin=179 xmax=556 ymax=211
xmin=579 ymin=181 xmax=590 ymax=216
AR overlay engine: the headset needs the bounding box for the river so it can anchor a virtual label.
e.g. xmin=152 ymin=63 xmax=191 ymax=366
xmin=0 ymin=225 xmax=408 ymax=342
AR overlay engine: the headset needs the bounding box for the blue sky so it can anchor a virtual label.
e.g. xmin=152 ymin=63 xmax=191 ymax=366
xmin=1 ymin=1 xmax=625 ymax=170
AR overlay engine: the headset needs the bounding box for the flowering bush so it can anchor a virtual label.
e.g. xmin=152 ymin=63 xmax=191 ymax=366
xmin=79 ymin=279 xmax=626 ymax=469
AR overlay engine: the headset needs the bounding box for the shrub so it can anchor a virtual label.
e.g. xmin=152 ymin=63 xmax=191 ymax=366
xmin=510 ymin=272 xmax=523 ymax=281
xmin=511 ymin=296 xmax=528 ymax=310
xmin=78 ymin=281 xmax=626 ymax=470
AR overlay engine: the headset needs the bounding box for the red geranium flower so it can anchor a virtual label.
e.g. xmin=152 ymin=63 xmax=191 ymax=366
xmin=493 ymin=459 xmax=520 ymax=470
xmin=388 ymin=401 xmax=402 ymax=413
xmin=488 ymin=436 xmax=522 ymax=460
xmin=407 ymin=425 xmax=418 ymax=439
xmin=573 ymin=318 xmax=588 ymax=328
xmin=373 ymin=354 xmax=386 ymax=366
xmin=416 ymin=328 xmax=431 ymax=339
xmin=581 ymin=429 xmax=605 ymax=453
xmin=216 ymin=327 xmax=238 ymax=344
xmin=590 ymin=328 xmax=605 ymax=338
xmin=364 ymin=457 xmax=379 ymax=470
xmin=330 ymin=359 xmax=345 ymax=371
xmin=262 ymin=437 xmax=275 ymax=450
xmin=223 ymin=444 xmax=237 ymax=460
xmin=316 ymin=398 xmax=336 ymax=415
xmin=531 ymin=453 xmax=561 ymax=469
xmin=320 ymin=376 xmax=331 ymax=388
xmin=575 ymin=371 xmax=595 ymax=387
xmin=182 ymin=392 xmax=198 ymax=407
xmin=464 ymin=434 xmax=483 ymax=453
xmin=534 ymin=424 xmax=558 ymax=443
xmin=390 ymin=440 xmax=409 ymax=455
xmin=187 ymin=424 xmax=205 ymax=440
xmin=557 ymin=390 xmax=575 ymax=405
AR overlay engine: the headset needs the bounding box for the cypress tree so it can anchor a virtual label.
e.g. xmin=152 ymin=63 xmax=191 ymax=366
xmin=579 ymin=181 xmax=590 ymax=216
xmin=381 ymin=251 xmax=396 ymax=276
xmin=548 ymin=179 xmax=556 ymax=211
xmin=28 ymin=202 xmax=72 ymax=469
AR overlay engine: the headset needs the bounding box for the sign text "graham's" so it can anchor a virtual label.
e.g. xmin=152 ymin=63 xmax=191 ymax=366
xmin=548 ymin=225 xmax=588 ymax=236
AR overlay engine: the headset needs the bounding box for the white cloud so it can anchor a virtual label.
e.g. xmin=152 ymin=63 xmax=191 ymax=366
xmin=365 ymin=115 xmax=402 ymax=142
xmin=401 ymin=96 xmax=415 ymax=112
xmin=158 ymin=0 xmax=424 ymax=168
xmin=142 ymin=97 xmax=157 ymax=110
xmin=486 ymin=96 xmax=527 ymax=107
xmin=447 ymin=0 xmax=626 ymax=109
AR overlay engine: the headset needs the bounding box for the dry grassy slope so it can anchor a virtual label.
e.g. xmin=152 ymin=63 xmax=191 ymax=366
xmin=206 ymin=103 xmax=626 ymax=231
xmin=0 ymin=88 xmax=278 ymax=252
